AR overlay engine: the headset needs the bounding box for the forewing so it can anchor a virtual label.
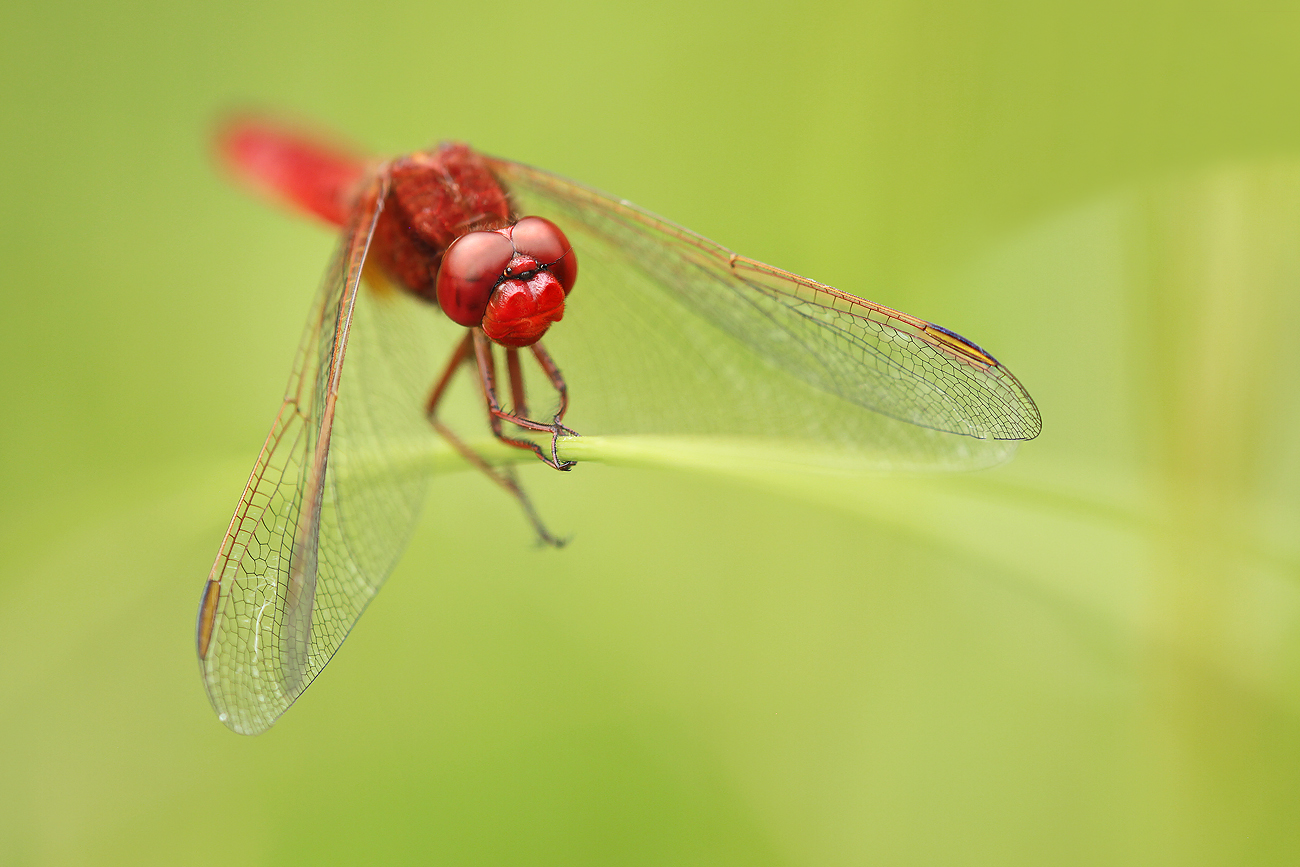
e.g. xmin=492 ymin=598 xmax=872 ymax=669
xmin=197 ymin=176 xmax=444 ymax=735
xmin=488 ymin=158 xmax=1041 ymax=470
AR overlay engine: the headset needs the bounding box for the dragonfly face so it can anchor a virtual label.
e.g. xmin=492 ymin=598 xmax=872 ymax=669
xmin=435 ymin=216 xmax=577 ymax=346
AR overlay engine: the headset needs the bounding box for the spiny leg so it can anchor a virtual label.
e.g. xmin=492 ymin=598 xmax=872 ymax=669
xmin=425 ymin=331 xmax=473 ymax=417
xmin=505 ymin=347 xmax=528 ymax=419
xmin=426 ymin=332 xmax=564 ymax=547
xmin=507 ymin=343 xmax=576 ymax=468
xmin=470 ymin=329 xmax=575 ymax=470
xmin=531 ymin=341 xmax=570 ymax=423
xmin=530 ymin=341 xmax=576 ymax=466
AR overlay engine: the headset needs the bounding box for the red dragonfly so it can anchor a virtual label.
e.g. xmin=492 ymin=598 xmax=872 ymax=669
xmin=197 ymin=116 xmax=1041 ymax=734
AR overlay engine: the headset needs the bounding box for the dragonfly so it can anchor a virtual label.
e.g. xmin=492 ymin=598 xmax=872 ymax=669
xmin=197 ymin=116 xmax=1041 ymax=735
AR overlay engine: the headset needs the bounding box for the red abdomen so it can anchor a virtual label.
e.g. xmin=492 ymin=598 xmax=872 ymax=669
xmin=217 ymin=118 xmax=368 ymax=227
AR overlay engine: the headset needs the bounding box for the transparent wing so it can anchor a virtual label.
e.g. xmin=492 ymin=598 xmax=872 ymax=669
xmin=488 ymin=157 xmax=1041 ymax=471
xmin=196 ymin=176 xmax=453 ymax=735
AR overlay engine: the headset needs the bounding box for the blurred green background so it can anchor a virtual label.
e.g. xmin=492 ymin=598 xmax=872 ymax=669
xmin=3 ymin=1 xmax=1300 ymax=864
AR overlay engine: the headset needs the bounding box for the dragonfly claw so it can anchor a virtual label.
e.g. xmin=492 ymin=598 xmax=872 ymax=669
xmin=547 ymin=421 xmax=577 ymax=470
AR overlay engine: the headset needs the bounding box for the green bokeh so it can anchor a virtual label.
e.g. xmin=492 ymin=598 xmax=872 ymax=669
xmin=3 ymin=2 xmax=1299 ymax=864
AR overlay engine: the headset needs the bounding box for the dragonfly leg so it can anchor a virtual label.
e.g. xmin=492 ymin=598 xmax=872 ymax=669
xmin=425 ymin=331 xmax=474 ymax=418
xmin=505 ymin=347 xmax=528 ymax=419
xmin=426 ymin=332 xmax=565 ymax=547
xmin=528 ymin=341 xmax=577 ymax=468
xmin=470 ymin=329 xmax=576 ymax=471
xmin=531 ymin=341 xmax=576 ymax=430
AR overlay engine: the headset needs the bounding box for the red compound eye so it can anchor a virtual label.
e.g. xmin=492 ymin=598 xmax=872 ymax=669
xmin=435 ymin=230 xmax=515 ymax=326
xmin=510 ymin=216 xmax=577 ymax=294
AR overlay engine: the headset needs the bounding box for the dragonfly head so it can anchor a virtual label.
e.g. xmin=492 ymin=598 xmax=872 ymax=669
xmin=435 ymin=216 xmax=577 ymax=347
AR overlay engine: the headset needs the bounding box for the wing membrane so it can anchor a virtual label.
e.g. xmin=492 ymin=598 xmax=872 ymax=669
xmin=488 ymin=158 xmax=1040 ymax=468
xmin=196 ymin=176 xmax=447 ymax=735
